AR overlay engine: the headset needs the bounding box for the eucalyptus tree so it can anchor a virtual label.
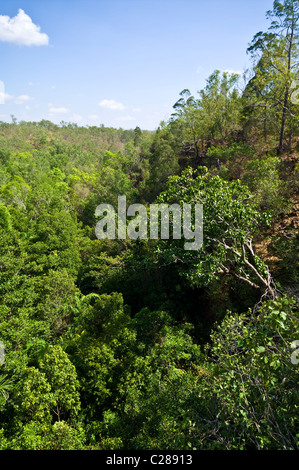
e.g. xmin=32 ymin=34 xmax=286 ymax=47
xmin=171 ymin=89 xmax=201 ymax=159
xmin=246 ymin=0 xmax=299 ymax=153
xmin=170 ymin=72 xmax=242 ymax=162
xmin=197 ymin=70 xmax=242 ymax=143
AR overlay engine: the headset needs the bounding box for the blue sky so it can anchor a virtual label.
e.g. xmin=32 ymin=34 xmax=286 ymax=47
xmin=0 ymin=0 xmax=274 ymax=130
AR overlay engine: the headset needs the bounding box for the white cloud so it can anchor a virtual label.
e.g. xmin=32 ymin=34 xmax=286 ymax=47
xmin=0 ymin=9 xmax=49 ymax=46
xmin=15 ymin=94 xmax=33 ymax=104
xmin=71 ymin=113 xmax=83 ymax=122
xmin=49 ymin=106 xmax=70 ymax=114
xmin=132 ymin=107 xmax=142 ymax=113
xmin=0 ymin=92 xmax=14 ymax=104
xmin=99 ymin=99 xmax=125 ymax=111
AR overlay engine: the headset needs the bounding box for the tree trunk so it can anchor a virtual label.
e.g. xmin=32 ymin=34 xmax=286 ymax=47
xmin=278 ymin=87 xmax=289 ymax=155
xmin=278 ymin=23 xmax=294 ymax=155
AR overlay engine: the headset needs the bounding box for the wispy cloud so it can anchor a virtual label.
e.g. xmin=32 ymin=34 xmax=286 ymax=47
xmin=71 ymin=113 xmax=83 ymax=122
xmin=0 ymin=90 xmax=34 ymax=105
xmin=15 ymin=94 xmax=34 ymax=105
xmin=99 ymin=99 xmax=125 ymax=111
xmin=0 ymin=92 xmax=14 ymax=104
xmin=0 ymin=9 xmax=49 ymax=46
xmin=49 ymin=106 xmax=70 ymax=114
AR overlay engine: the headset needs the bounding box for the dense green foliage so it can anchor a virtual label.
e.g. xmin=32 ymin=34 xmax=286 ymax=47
xmin=0 ymin=0 xmax=298 ymax=450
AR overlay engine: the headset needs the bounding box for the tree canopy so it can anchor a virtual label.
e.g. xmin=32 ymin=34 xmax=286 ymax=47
xmin=0 ymin=0 xmax=298 ymax=451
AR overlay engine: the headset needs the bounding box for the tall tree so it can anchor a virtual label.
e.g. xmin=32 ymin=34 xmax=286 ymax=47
xmin=171 ymin=89 xmax=201 ymax=159
xmin=170 ymin=72 xmax=242 ymax=161
xmin=247 ymin=0 xmax=299 ymax=153
xmin=197 ymin=70 xmax=242 ymax=143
